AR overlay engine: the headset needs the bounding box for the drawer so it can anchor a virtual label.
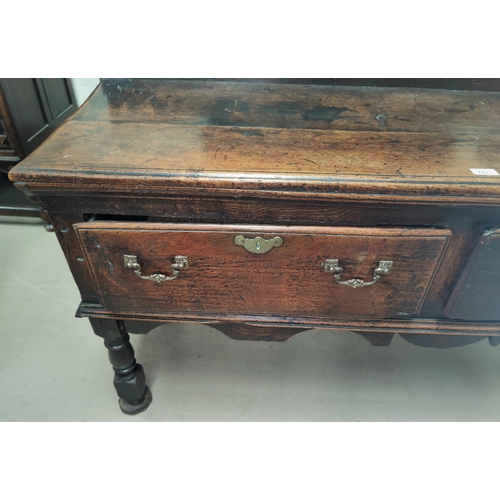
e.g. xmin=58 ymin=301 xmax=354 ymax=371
xmin=75 ymin=223 xmax=451 ymax=319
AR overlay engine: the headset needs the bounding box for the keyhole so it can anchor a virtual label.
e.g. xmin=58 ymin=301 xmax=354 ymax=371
xmin=256 ymin=241 xmax=261 ymax=251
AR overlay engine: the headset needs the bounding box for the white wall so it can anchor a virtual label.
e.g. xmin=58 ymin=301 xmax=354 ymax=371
xmin=71 ymin=78 xmax=100 ymax=107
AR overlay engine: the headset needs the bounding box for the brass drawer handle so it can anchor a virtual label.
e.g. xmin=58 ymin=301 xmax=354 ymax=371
xmin=124 ymin=255 xmax=189 ymax=283
xmin=324 ymin=259 xmax=393 ymax=288
xmin=234 ymin=235 xmax=283 ymax=254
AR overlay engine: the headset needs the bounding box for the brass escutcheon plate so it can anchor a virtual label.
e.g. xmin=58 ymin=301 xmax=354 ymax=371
xmin=234 ymin=235 xmax=283 ymax=254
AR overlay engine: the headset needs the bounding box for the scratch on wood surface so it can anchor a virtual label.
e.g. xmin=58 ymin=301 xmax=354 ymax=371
xmin=414 ymin=110 xmax=445 ymax=131
xmin=303 ymin=158 xmax=318 ymax=165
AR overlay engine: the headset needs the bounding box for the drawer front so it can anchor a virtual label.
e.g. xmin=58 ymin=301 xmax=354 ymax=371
xmin=445 ymin=229 xmax=500 ymax=321
xmin=75 ymin=223 xmax=450 ymax=319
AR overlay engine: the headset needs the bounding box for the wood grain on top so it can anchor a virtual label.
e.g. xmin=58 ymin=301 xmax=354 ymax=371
xmin=9 ymin=79 xmax=500 ymax=203
xmin=81 ymin=79 xmax=500 ymax=134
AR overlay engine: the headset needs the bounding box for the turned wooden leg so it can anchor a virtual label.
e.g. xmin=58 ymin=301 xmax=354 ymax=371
xmin=89 ymin=318 xmax=152 ymax=415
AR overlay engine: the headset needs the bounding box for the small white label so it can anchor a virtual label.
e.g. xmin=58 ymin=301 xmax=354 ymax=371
xmin=470 ymin=168 xmax=499 ymax=176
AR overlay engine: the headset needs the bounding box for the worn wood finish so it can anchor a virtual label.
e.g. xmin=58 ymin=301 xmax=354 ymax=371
xmin=82 ymin=79 xmax=500 ymax=134
xmin=33 ymin=193 xmax=500 ymax=228
xmin=9 ymin=80 xmax=500 ymax=205
xmin=7 ymin=79 xmax=500 ymax=413
xmin=10 ymin=121 xmax=500 ymax=204
xmin=116 ymin=318 xmax=500 ymax=345
xmin=211 ymin=324 xmax=308 ymax=342
xmin=50 ymin=213 xmax=99 ymax=302
xmin=76 ymin=304 xmax=500 ymax=336
xmin=122 ymin=319 xmax=309 ymax=340
xmin=75 ymin=222 xmax=450 ymax=319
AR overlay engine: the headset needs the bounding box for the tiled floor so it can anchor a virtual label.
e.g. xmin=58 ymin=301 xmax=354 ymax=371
xmin=1 ymin=216 xmax=499 ymax=421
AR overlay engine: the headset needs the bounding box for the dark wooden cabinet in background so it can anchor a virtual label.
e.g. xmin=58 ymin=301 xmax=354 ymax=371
xmin=0 ymin=78 xmax=77 ymax=224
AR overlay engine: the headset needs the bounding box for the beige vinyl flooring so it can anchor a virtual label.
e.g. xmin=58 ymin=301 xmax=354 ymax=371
xmin=1 ymin=216 xmax=499 ymax=421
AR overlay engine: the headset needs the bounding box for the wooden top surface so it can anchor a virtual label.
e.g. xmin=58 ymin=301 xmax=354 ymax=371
xmin=9 ymin=79 xmax=500 ymax=204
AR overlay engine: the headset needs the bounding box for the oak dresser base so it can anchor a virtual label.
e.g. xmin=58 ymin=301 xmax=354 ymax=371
xmin=9 ymin=79 xmax=500 ymax=414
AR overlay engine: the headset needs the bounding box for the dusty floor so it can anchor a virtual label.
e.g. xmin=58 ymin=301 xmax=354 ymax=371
xmin=1 ymin=216 xmax=499 ymax=421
